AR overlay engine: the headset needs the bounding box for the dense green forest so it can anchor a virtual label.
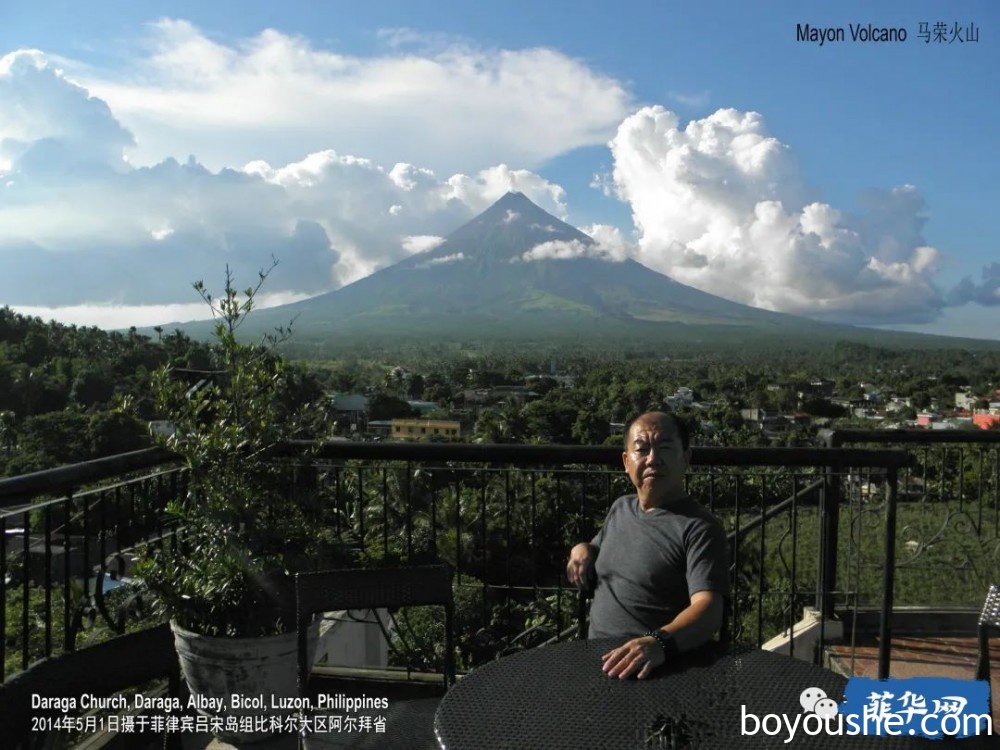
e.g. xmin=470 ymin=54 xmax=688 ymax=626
xmin=0 ymin=307 xmax=313 ymax=475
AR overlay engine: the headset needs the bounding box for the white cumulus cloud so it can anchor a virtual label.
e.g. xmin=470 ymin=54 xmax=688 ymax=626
xmin=517 ymin=229 xmax=629 ymax=263
xmin=402 ymin=235 xmax=446 ymax=254
xmin=581 ymin=224 xmax=635 ymax=262
xmin=0 ymin=50 xmax=135 ymax=176
xmin=416 ymin=252 xmax=466 ymax=269
xmin=608 ymin=106 xmax=946 ymax=324
xmin=68 ymin=19 xmax=631 ymax=176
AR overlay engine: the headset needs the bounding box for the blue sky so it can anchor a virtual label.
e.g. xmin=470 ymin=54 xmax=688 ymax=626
xmin=1 ymin=1 xmax=997 ymax=338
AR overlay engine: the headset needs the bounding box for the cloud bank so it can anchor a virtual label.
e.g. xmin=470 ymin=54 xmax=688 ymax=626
xmin=0 ymin=50 xmax=569 ymax=325
xmin=13 ymin=291 xmax=315 ymax=330
xmin=607 ymin=107 xmax=950 ymax=324
xmin=947 ymin=263 xmax=1000 ymax=307
xmin=1 ymin=30 xmax=989 ymax=332
xmin=74 ymin=19 xmax=631 ymax=176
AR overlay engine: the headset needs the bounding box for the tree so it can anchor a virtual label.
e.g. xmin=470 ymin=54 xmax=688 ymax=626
xmin=422 ymin=373 xmax=452 ymax=404
xmin=707 ymin=402 xmax=744 ymax=433
xmin=88 ymin=410 xmax=150 ymax=457
xmin=12 ymin=409 xmax=91 ymax=468
xmin=20 ymin=330 xmax=49 ymax=367
xmin=521 ymin=395 xmax=577 ymax=444
xmin=571 ymin=410 xmax=608 ymax=446
xmin=69 ymin=367 xmax=116 ymax=408
xmin=800 ymin=398 xmax=848 ymax=419
xmin=474 ymin=405 xmax=526 ymax=443
xmin=407 ymin=373 xmax=426 ymax=400
xmin=0 ymin=410 xmax=15 ymax=452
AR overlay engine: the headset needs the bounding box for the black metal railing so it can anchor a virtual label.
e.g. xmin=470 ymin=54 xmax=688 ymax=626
xmin=821 ymin=429 xmax=1000 ymax=678
xmin=0 ymin=448 xmax=184 ymax=678
xmin=284 ymin=442 xmax=911 ymax=675
xmin=0 ymin=439 xmax=944 ymax=685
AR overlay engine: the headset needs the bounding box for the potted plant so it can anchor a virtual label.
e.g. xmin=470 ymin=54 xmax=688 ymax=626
xmin=134 ymin=264 xmax=351 ymax=741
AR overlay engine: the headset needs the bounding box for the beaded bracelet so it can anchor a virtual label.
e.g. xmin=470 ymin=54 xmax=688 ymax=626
xmin=645 ymin=629 xmax=679 ymax=657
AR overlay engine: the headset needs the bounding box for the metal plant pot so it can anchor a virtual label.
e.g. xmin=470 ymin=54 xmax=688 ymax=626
xmin=171 ymin=619 xmax=319 ymax=744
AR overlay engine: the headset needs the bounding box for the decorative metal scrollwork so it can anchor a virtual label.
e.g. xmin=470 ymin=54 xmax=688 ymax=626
xmin=88 ymin=548 xmax=152 ymax=635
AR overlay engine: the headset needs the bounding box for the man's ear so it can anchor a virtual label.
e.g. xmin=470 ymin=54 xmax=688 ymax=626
xmin=683 ymin=447 xmax=693 ymax=466
xmin=622 ymin=451 xmax=629 ymax=472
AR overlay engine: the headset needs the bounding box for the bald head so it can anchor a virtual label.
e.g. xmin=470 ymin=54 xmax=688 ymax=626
xmin=622 ymin=412 xmax=690 ymax=452
xmin=621 ymin=411 xmax=692 ymax=509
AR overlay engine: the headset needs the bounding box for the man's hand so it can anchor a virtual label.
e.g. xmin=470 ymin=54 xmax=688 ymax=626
xmin=601 ymin=636 xmax=664 ymax=680
xmin=566 ymin=543 xmax=596 ymax=588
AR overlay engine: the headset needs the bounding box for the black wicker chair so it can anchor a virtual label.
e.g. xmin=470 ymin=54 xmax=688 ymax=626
xmin=295 ymin=564 xmax=455 ymax=749
xmin=975 ymin=583 xmax=1000 ymax=717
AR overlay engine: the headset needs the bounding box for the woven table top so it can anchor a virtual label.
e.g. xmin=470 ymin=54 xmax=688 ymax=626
xmin=434 ymin=640 xmax=991 ymax=749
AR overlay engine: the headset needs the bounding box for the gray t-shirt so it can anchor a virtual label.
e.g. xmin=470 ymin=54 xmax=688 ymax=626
xmin=587 ymin=494 xmax=730 ymax=639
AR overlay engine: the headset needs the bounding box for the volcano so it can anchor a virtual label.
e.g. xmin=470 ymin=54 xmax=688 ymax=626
xmin=239 ymin=191 xmax=847 ymax=344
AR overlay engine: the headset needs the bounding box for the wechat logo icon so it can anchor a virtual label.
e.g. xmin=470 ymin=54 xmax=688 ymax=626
xmin=800 ymin=687 xmax=839 ymax=719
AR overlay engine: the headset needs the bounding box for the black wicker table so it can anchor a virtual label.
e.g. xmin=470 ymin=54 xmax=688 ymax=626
xmin=434 ymin=639 xmax=991 ymax=749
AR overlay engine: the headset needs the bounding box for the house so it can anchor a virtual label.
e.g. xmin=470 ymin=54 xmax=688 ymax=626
xmin=929 ymin=421 xmax=960 ymax=430
xmin=852 ymin=407 xmax=881 ymax=420
xmin=740 ymin=407 xmax=774 ymax=423
xmin=973 ymin=413 xmax=1000 ymax=430
xmin=490 ymin=386 xmax=537 ymax=405
xmin=664 ymin=387 xmax=695 ymax=409
xmin=806 ymin=379 xmax=835 ymax=398
xmin=330 ymin=393 xmax=369 ymax=418
xmin=885 ymin=397 xmax=913 ymax=413
xmin=391 ymin=419 xmax=462 ymax=442
xmin=955 ymin=389 xmax=977 ymax=410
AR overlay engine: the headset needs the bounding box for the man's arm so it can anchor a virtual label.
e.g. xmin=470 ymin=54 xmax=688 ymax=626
xmin=601 ymin=590 xmax=725 ymax=680
xmin=660 ymin=589 xmax=724 ymax=649
xmin=566 ymin=542 xmax=598 ymax=589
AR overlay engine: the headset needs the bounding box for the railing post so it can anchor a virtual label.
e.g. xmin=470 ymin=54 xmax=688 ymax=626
xmin=818 ymin=430 xmax=841 ymax=620
xmin=879 ymin=465 xmax=899 ymax=680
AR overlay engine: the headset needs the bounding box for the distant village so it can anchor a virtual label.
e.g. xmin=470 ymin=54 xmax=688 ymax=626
xmin=327 ymin=369 xmax=1000 ymax=445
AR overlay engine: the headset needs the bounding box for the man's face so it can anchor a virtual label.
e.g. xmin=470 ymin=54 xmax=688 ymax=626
xmin=622 ymin=415 xmax=691 ymax=507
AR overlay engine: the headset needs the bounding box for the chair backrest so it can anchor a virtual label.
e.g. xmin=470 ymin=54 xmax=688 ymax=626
xmin=975 ymin=583 xmax=1000 ymax=683
xmin=0 ymin=623 xmax=181 ymax=749
xmin=981 ymin=584 xmax=1000 ymax=629
xmin=575 ymin=572 xmax=596 ymax=640
xmin=295 ymin=564 xmax=456 ymax=698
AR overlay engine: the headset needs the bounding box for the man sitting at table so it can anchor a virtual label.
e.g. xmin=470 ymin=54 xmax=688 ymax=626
xmin=566 ymin=411 xmax=729 ymax=680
